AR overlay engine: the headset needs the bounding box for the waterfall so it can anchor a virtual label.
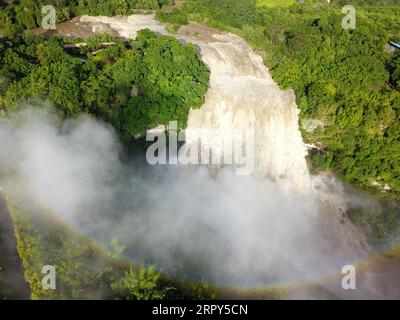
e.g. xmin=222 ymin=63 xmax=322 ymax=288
xmin=180 ymin=30 xmax=310 ymax=192
xmin=73 ymin=15 xmax=310 ymax=191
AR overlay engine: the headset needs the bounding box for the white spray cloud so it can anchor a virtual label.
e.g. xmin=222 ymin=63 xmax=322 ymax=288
xmin=0 ymin=108 xmax=374 ymax=291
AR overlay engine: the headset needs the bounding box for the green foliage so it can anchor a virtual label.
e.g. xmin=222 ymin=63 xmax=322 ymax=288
xmin=156 ymin=8 xmax=188 ymax=27
xmin=256 ymin=0 xmax=296 ymax=7
xmin=348 ymin=202 xmax=400 ymax=246
xmin=1 ymin=37 xmax=82 ymax=116
xmin=7 ymin=198 xmax=119 ymax=299
xmin=111 ymin=265 xmax=172 ymax=300
xmin=109 ymin=236 xmax=127 ymax=258
xmin=186 ymin=281 xmax=217 ymax=300
xmin=0 ymin=30 xmax=209 ymax=143
xmin=389 ymin=53 xmax=400 ymax=89
xmin=118 ymin=29 xmax=209 ymax=140
xmin=186 ymin=0 xmax=256 ymax=29
xmin=8 ymin=202 xmax=45 ymax=299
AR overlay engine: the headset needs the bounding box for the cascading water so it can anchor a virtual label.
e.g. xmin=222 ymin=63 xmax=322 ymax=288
xmin=180 ymin=29 xmax=310 ymax=191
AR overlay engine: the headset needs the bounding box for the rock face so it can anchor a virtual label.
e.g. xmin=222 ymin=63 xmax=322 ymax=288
xmin=179 ymin=29 xmax=310 ymax=191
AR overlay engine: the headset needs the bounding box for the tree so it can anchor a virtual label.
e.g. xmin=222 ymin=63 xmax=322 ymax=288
xmin=14 ymin=1 xmax=38 ymax=30
xmin=111 ymin=0 xmax=128 ymax=15
xmin=111 ymin=265 xmax=172 ymax=300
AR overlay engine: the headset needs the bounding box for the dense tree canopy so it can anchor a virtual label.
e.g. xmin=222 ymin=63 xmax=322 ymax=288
xmin=186 ymin=0 xmax=256 ymax=28
xmin=0 ymin=30 xmax=210 ymax=143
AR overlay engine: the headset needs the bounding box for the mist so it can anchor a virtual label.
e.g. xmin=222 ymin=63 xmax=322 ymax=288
xmin=0 ymin=108 xmax=371 ymax=291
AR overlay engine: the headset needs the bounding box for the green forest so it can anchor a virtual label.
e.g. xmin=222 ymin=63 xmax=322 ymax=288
xmin=0 ymin=29 xmax=209 ymax=143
